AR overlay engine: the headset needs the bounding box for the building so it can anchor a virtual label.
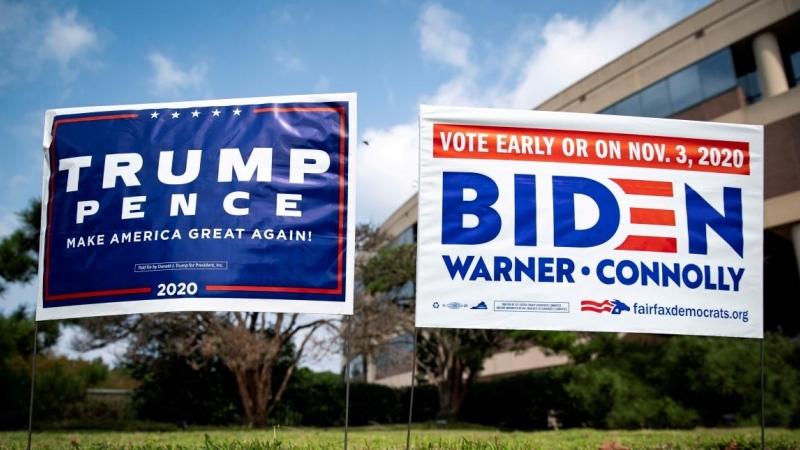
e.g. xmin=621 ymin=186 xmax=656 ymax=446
xmin=371 ymin=0 xmax=800 ymax=387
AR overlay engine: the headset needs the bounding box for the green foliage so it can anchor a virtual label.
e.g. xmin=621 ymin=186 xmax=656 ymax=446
xmin=276 ymin=370 xmax=440 ymax=427
xmin=0 ymin=307 xmax=63 ymax=429
xmin=398 ymin=384 xmax=440 ymax=423
xmin=349 ymin=382 xmax=400 ymax=425
xmin=461 ymin=332 xmax=800 ymax=430
xmin=565 ymin=365 xmax=700 ymax=429
xmin=509 ymin=331 xmax=580 ymax=357
xmin=279 ymin=369 xmax=344 ymax=426
xmin=459 ymin=368 xmax=578 ymax=430
xmin=655 ymin=333 xmax=800 ymax=427
xmin=360 ymin=243 xmax=416 ymax=295
xmin=128 ymin=351 xmax=241 ymax=426
xmin=34 ymin=357 xmax=110 ymax=422
xmin=0 ymin=198 xmax=41 ymax=295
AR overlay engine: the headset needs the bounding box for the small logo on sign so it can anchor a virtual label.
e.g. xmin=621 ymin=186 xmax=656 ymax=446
xmin=471 ymin=301 xmax=488 ymax=310
xmin=581 ymin=299 xmax=630 ymax=315
xmin=444 ymin=302 xmax=469 ymax=309
xmin=433 ymin=302 xmax=440 ymax=309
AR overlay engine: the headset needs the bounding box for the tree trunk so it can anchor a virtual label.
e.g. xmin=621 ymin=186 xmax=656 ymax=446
xmin=233 ymin=368 xmax=256 ymax=425
xmin=252 ymin=373 xmax=267 ymax=427
xmin=436 ymin=359 xmax=472 ymax=417
xmin=366 ymin=349 xmax=377 ymax=383
xmin=231 ymin=365 xmax=273 ymax=427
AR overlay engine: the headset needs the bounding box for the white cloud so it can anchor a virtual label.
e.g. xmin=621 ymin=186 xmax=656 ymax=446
xmin=357 ymin=1 xmax=691 ymax=224
xmin=0 ymin=0 xmax=28 ymax=34
xmin=275 ymin=51 xmax=304 ymax=72
xmin=356 ymin=124 xmax=419 ymax=224
xmin=504 ymin=1 xmax=683 ymax=109
xmin=39 ymin=10 xmax=97 ymax=67
xmin=314 ymin=76 xmax=331 ymax=92
xmin=0 ymin=3 xmax=102 ymax=85
xmin=148 ymin=52 xmax=208 ymax=95
xmin=273 ymin=6 xmax=293 ymax=23
xmin=418 ymin=3 xmax=472 ymax=69
xmin=0 ymin=210 xmax=18 ymax=237
xmin=6 ymin=175 xmax=29 ymax=190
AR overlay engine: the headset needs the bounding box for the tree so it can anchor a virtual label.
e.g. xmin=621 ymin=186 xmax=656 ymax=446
xmin=0 ymin=307 xmax=65 ymax=428
xmin=416 ymin=328 xmax=503 ymax=416
xmin=359 ymin=241 xmax=503 ymax=416
xmin=345 ymin=224 xmax=415 ymax=382
xmin=78 ymin=311 xmax=332 ymax=427
xmin=0 ymin=199 xmax=41 ymax=296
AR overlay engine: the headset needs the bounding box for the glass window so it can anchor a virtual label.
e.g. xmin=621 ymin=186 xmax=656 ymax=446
xmin=668 ymin=64 xmax=702 ymax=113
xmin=614 ymin=93 xmax=642 ymax=117
xmin=599 ymin=105 xmax=616 ymax=115
xmin=597 ymin=47 xmax=743 ymax=117
xmin=737 ymin=71 xmax=761 ymax=104
xmin=791 ymin=51 xmax=800 ymax=84
xmin=698 ymin=49 xmax=736 ymax=99
xmin=640 ymin=80 xmax=672 ymax=118
xmin=390 ymin=225 xmax=415 ymax=247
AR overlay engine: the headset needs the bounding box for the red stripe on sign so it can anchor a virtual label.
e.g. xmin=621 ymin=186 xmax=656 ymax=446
xmin=47 ymin=287 xmax=152 ymax=301
xmin=629 ymin=208 xmax=676 ymax=226
xmin=205 ymin=285 xmax=341 ymax=294
xmin=616 ymin=236 xmax=678 ymax=253
xmin=581 ymin=300 xmax=612 ymax=308
xmin=611 ymin=179 xmax=673 ymax=196
xmin=581 ymin=305 xmax=613 ymax=313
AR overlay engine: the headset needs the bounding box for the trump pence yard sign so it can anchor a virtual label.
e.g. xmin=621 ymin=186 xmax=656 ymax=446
xmin=417 ymin=105 xmax=763 ymax=338
xmin=37 ymin=93 xmax=356 ymax=320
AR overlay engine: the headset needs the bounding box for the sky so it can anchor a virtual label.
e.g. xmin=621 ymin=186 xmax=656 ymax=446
xmin=0 ymin=0 xmax=710 ymax=370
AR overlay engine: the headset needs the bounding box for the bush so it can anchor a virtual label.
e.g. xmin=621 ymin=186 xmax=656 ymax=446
xmin=349 ymin=383 xmax=400 ymax=425
xmin=280 ymin=369 xmax=345 ymax=426
xmin=566 ymin=365 xmax=699 ymax=429
xmin=280 ymin=370 xmax=440 ymax=427
xmin=656 ymin=333 xmax=800 ymax=428
xmin=459 ymin=368 xmax=579 ymax=430
xmin=130 ymin=353 xmax=241 ymax=425
xmin=398 ymin=384 xmax=439 ymax=423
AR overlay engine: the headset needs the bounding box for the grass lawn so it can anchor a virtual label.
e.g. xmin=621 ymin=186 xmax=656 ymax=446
xmin=1 ymin=426 xmax=799 ymax=449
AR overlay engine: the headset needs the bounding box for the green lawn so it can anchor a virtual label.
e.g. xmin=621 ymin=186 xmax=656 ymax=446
xmin=1 ymin=426 xmax=799 ymax=449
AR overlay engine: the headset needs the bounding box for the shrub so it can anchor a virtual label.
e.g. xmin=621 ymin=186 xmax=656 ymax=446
xmin=398 ymin=384 xmax=439 ymax=423
xmin=459 ymin=368 xmax=578 ymax=430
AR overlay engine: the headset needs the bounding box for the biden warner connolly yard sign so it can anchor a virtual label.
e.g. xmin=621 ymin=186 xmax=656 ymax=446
xmin=417 ymin=105 xmax=763 ymax=338
xmin=37 ymin=93 xmax=356 ymax=320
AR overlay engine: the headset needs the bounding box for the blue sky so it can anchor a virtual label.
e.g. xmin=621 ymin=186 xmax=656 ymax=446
xmin=0 ymin=0 xmax=709 ymax=369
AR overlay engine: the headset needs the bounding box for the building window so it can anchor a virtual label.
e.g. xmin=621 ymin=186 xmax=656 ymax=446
xmin=697 ymin=49 xmax=737 ymax=99
xmin=387 ymin=280 xmax=415 ymax=307
xmin=640 ymin=80 xmax=672 ymax=118
xmin=390 ymin=224 xmax=416 ymax=247
xmin=599 ymin=105 xmax=616 ymax=115
xmin=598 ymin=48 xmax=738 ymax=118
xmin=667 ymin=64 xmax=703 ymax=113
xmin=790 ymin=51 xmax=800 ymax=85
xmin=737 ymin=71 xmax=762 ymax=104
xmin=615 ymin=93 xmax=642 ymax=117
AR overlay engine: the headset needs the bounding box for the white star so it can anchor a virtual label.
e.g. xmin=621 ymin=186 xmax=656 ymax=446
xmin=233 ymin=108 xmax=242 ymax=116
xmin=212 ymin=109 xmax=221 ymax=117
xmin=150 ymin=111 xmax=159 ymax=119
xmin=191 ymin=110 xmax=200 ymax=118
xmin=171 ymin=111 xmax=180 ymax=119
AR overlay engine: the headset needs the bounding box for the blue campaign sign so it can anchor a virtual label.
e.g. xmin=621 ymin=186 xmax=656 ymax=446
xmin=37 ymin=94 xmax=356 ymax=320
